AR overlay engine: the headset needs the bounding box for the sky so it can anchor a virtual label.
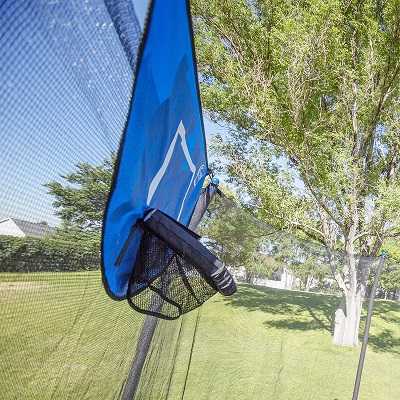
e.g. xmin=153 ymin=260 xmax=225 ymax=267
xmin=134 ymin=0 xmax=149 ymax=24
xmin=0 ymin=0 xmax=226 ymax=227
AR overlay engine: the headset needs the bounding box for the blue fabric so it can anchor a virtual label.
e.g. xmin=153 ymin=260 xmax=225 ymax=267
xmin=102 ymin=0 xmax=208 ymax=299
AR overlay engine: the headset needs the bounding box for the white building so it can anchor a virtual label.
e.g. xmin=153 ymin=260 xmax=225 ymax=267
xmin=230 ymin=265 xmax=300 ymax=290
xmin=253 ymin=267 xmax=299 ymax=290
xmin=0 ymin=218 xmax=55 ymax=239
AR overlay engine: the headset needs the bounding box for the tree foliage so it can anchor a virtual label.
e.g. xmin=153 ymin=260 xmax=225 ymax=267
xmin=45 ymin=158 xmax=113 ymax=231
xmin=0 ymin=235 xmax=99 ymax=273
xmin=192 ymin=0 xmax=400 ymax=345
xmin=274 ymin=237 xmax=332 ymax=291
xmin=199 ymin=191 xmax=279 ymax=280
xmin=193 ymin=0 xmax=400 ymax=254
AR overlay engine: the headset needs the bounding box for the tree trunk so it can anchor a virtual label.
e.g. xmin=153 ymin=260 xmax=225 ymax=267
xmin=245 ymin=269 xmax=254 ymax=284
xmin=332 ymin=248 xmax=369 ymax=347
xmin=282 ymin=268 xmax=294 ymax=290
xmin=333 ymin=291 xmax=362 ymax=346
xmin=305 ymin=275 xmax=312 ymax=291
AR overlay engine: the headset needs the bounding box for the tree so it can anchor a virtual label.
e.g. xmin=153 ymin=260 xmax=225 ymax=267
xmin=45 ymin=158 xmax=113 ymax=231
xmin=379 ymin=240 xmax=400 ymax=299
xmin=199 ymin=190 xmax=274 ymax=279
xmin=193 ymin=0 xmax=400 ymax=346
xmin=243 ymin=252 xmax=279 ymax=283
xmin=378 ymin=262 xmax=400 ymax=299
xmin=268 ymin=233 xmax=332 ymax=291
xmin=281 ymin=246 xmax=331 ymax=292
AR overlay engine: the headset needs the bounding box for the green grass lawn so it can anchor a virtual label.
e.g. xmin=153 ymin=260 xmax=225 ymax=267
xmin=161 ymin=284 xmax=400 ymax=400
xmin=0 ymin=272 xmax=144 ymax=400
xmin=1 ymin=274 xmax=400 ymax=400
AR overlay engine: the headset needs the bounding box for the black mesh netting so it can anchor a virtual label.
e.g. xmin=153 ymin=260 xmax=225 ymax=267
xmin=128 ymin=227 xmax=217 ymax=320
xmin=0 ymin=0 xmax=147 ymax=399
xmin=2 ymin=1 xmax=400 ymax=400
xmin=130 ymin=194 xmax=400 ymax=400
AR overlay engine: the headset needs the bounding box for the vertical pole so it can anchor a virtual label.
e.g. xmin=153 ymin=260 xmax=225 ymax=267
xmin=121 ymin=182 xmax=218 ymax=400
xmin=121 ymin=315 xmax=158 ymax=400
xmin=352 ymin=253 xmax=386 ymax=400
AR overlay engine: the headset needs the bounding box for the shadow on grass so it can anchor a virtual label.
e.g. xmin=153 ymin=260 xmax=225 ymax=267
xmin=222 ymin=284 xmax=400 ymax=354
xmin=373 ymin=301 xmax=400 ymax=323
xmin=222 ymin=284 xmax=339 ymax=334
xmin=368 ymin=328 xmax=400 ymax=355
xmin=364 ymin=301 xmax=400 ymax=355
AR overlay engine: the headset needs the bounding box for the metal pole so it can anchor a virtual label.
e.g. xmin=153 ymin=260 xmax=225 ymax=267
xmin=352 ymin=253 xmax=386 ymax=400
xmin=121 ymin=183 xmax=218 ymax=400
xmin=121 ymin=315 xmax=158 ymax=400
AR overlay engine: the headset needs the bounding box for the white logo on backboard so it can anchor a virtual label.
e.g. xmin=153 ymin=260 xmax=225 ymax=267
xmin=146 ymin=121 xmax=199 ymax=222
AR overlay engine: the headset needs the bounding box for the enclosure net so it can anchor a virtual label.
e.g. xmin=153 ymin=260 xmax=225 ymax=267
xmin=1 ymin=1 xmax=400 ymax=400
xmin=0 ymin=0 xmax=146 ymax=399
xmin=132 ymin=194 xmax=400 ymax=400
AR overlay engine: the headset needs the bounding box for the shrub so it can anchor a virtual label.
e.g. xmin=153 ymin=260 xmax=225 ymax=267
xmin=0 ymin=235 xmax=100 ymax=272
